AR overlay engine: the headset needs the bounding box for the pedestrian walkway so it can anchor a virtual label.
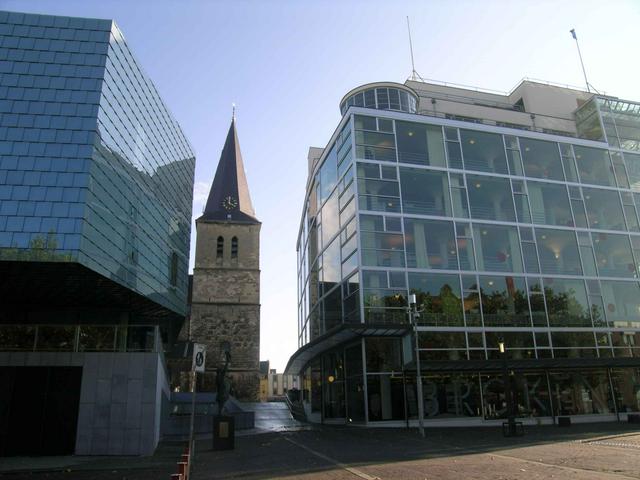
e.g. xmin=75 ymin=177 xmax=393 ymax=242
xmin=190 ymin=423 xmax=640 ymax=480
xmin=238 ymin=401 xmax=311 ymax=435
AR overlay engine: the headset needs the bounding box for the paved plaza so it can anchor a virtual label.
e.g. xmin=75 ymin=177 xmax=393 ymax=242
xmin=2 ymin=403 xmax=640 ymax=479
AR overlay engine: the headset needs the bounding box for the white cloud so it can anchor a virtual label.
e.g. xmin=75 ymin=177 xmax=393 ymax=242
xmin=192 ymin=180 xmax=212 ymax=215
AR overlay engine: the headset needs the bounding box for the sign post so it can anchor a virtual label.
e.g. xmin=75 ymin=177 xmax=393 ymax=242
xmin=189 ymin=343 xmax=206 ymax=477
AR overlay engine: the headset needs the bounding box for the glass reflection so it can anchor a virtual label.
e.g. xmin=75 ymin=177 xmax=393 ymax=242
xmin=460 ymin=130 xmax=508 ymax=174
xmin=535 ymin=228 xmax=582 ymax=275
xmin=549 ymin=370 xmax=614 ymax=415
xmin=404 ymin=218 xmax=457 ymax=269
xmin=473 ymin=224 xmax=523 ymax=273
xmin=520 ymin=137 xmax=564 ymax=181
xmin=467 ymin=175 xmax=516 ymax=221
xmin=543 ymin=277 xmax=591 ymax=327
xmin=408 ymin=272 xmax=463 ymax=326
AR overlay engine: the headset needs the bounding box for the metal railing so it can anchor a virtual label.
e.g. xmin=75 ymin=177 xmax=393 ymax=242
xmin=0 ymin=324 xmax=161 ymax=353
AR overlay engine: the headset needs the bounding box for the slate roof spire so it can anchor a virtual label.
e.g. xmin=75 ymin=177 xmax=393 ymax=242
xmin=199 ymin=115 xmax=259 ymax=223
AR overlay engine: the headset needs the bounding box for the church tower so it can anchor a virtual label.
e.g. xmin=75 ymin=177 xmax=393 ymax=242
xmin=191 ymin=116 xmax=261 ymax=401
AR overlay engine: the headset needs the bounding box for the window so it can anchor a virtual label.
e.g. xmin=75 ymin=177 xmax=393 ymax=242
xmin=355 ymin=116 xmax=396 ymax=162
xmin=216 ymin=236 xmax=224 ymax=258
xmin=460 ymin=129 xmax=508 ymax=174
xmin=592 ymin=233 xmax=636 ymax=278
xmin=473 ymin=224 xmax=523 ymax=273
xmin=601 ymin=281 xmax=640 ymax=326
xmin=395 ymin=121 xmax=445 ymax=166
xmin=478 ymin=275 xmax=529 ymax=327
xmin=527 ymin=181 xmax=573 ymax=226
xmin=505 ymin=136 xmax=523 ymax=176
xmin=360 ymin=217 xmax=405 ymax=268
xmin=399 ymin=167 xmax=451 ymax=216
xmin=444 ymin=127 xmax=463 ymax=169
xmin=467 ymin=175 xmax=515 ymax=221
xmin=519 ymin=137 xmax=564 ymax=181
xmin=625 ymin=152 xmax=640 ymax=191
xmin=535 ymin=228 xmax=582 ymax=275
xmin=574 ymin=146 xmax=616 ymax=187
xmin=409 ymin=272 xmax=463 ymax=326
xmin=404 ymin=218 xmax=457 ymax=269
xmin=583 ymin=187 xmax=626 ymax=231
xmin=357 ymin=162 xmax=400 ymax=213
xmin=231 ymin=236 xmax=238 ymax=259
xmin=543 ymin=277 xmax=591 ymax=327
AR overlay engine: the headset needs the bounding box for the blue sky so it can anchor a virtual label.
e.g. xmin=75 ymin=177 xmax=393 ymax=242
xmin=3 ymin=0 xmax=639 ymax=371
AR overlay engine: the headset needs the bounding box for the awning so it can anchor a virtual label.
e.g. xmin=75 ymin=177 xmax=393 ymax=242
xmin=284 ymin=322 xmax=410 ymax=375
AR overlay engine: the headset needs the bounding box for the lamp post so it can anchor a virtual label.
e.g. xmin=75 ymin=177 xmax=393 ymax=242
xmin=499 ymin=338 xmax=517 ymax=436
xmin=408 ymin=294 xmax=425 ymax=438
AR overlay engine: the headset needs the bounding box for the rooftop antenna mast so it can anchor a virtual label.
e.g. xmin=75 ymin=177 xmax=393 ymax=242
xmin=570 ymin=28 xmax=591 ymax=93
xmin=406 ymin=17 xmax=424 ymax=82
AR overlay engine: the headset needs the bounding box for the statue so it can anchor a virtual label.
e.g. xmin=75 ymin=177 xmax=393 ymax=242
xmin=215 ymin=343 xmax=231 ymax=415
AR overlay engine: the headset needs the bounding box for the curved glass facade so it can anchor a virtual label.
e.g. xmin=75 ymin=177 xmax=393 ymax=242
xmin=296 ymin=104 xmax=640 ymax=424
xmin=340 ymin=85 xmax=417 ymax=116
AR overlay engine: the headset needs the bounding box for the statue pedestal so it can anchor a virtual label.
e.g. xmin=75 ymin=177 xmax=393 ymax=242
xmin=213 ymin=415 xmax=235 ymax=450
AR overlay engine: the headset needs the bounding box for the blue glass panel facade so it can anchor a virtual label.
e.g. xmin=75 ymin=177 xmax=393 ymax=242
xmin=0 ymin=11 xmax=195 ymax=315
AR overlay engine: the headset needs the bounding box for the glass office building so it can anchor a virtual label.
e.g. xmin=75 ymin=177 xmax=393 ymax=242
xmin=0 ymin=11 xmax=194 ymax=456
xmin=288 ymin=80 xmax=640 ymax=426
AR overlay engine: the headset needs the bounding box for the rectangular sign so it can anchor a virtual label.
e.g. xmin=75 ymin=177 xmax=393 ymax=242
xmin=192 ymin=343 xmax=206 ymax=373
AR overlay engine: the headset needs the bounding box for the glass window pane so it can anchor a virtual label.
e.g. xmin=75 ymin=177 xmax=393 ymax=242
xmin=460 ymin=129 xmax=508 ymax=174
xmin=583 ymin=187 xmax=626 ymax=231
xmin=473 ymin=224 xmax=523 ymax=273
xmin=625 ymin=152 xmax=640 ymax=191
xmin=574 ymin=146 xmax=616 ymax=187
xmin=528 ymin=181 xmax=573 ymax=226
xmin=543 ymin=277 xmax=591 ymax=327
xmin=399 ymin=167 xmax=451 ymax=216
xmin=467 ymin=175 xmax=515 ymax=221
xmin=478 ymin=275 xmax=529 ymax=327
xmin=404 ymin=218 xmax=457 ymax=269
xmin=592 ymin=233 xmax=636 ymax=278
xmin=535 ymin=228 xmax=582 ymax=275
xmin=601 ymin=281 xmax=640 ymax=326
xmin=396 ymin=121 xmax=445 ymax=167
xmin=408 ymin=272 xmax=463 ymax=326
xmin=520 ymin=137 xmax=564 ymax=181
xmin=446 ymin=141 xmax=463 ymax=169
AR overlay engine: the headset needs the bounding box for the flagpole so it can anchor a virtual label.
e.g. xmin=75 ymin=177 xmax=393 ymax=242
xmin=570 ymin=29 xmax=590 ymax=93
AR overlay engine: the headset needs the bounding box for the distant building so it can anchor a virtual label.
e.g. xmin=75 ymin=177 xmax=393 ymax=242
xmin=287 ymin=78 xmax=640 ymax=426
xmin=258 ymin=361 xmax=299 ymax=401
xmin=259 ymin=360 xmax=270 ymax=400
xmin=0 ymin=11 xmax=194 ymax=455
xmin=189 ymin=117 xmax=261 ymax=401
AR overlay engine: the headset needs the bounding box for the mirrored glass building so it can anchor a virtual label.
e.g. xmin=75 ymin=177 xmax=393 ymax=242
xmin=287 ymin=79 xmax=640 ymax=426
xmin=0 ymin=11 xmax=194 ymax=455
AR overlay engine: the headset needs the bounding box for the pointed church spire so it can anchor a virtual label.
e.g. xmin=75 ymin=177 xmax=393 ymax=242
xmin=199 ymin=116 xmax=259 ymax=223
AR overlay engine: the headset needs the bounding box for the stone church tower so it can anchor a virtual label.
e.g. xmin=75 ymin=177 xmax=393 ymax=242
xmin=191 ymin=117 xmax=260 ymax=401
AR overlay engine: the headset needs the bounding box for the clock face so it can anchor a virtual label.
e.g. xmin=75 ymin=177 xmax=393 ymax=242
xmin=222 ymin=195 xmax=238 ymax=211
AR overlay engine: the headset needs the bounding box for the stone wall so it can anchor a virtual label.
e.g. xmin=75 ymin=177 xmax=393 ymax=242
xmin=190 ymin=219 xmax=261 ymax=401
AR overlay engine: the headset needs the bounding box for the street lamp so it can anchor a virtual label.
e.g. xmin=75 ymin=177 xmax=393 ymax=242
xmin=408 ymin=293 xmax=425 ymax=438
xmin=499 ymin=337 xmax=517 ymax=436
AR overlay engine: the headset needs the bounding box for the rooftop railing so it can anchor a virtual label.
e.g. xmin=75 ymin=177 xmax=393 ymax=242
xmin=0 ymin=324 xmax=161 ymax=353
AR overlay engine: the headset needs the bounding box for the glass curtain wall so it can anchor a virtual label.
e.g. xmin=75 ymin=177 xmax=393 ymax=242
xmin=297 ymin=109 xmax=640 ymax=423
